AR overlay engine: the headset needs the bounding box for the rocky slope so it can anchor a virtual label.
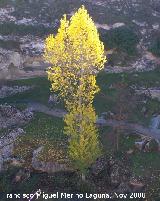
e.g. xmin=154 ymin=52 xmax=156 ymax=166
xmin=0 ymin=0 xmax=160 ymax=79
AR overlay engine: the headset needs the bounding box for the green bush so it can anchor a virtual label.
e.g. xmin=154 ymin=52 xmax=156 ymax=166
xmin=146 ymin=99 xmax=160 ymax=116
xmin=101 ymin=26 xmax=139 ymax=55
xmin=149 ymin=36 xmax=160 ymax=57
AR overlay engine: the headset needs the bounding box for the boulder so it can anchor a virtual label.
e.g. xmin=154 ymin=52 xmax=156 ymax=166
xmin=108 ymin=158 xmax=131 ymax=187
xmin=0 ymin=128 xmax=25 ymax=149
xmin=12 ymin=169 xmax=30 ymax=183
xmin=135 ymin=136 xmax=160 ymax=152
xmin=150 ymin=115 xmax=160 ymax=129
xmin=126 ymin=149 xmax=134 ymax=155
xmin=96 ymin=117 xmax=107 ymax=125
xmin=8 ymin=52 xmax=22 ymax=68
xmin=90 ymin=157 xmax=131 ymax=188
xmin=144 ymin=139 xmax=160 ymax=152
xmin=90 ymin=156 xmax=108 ymax=177
xmin=135 ymin=139 xmax=149 ymax=151
xmin=32 ymin=146 xmax=71 ymax=174
xmin=0 ymin=128 xmax=25 ymax=171
xmin=116 ymin=182 xmax=131 ymax=193
xmin=0 ymin=49 xmax=23 ymax=67
xmin=129 ymin=179 xmax=145 ymax=192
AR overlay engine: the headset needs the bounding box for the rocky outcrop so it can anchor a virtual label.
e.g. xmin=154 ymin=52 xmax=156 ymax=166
xmin=0 ymin=128 xmax=25 ymax=171
xmin=135 ymin=137 xmax=160 ymax=152
xmin=108 ymin=158 xmax=131 ymax=188
xmin=150 ymin=115 xmax=160 ymax=129
xmin=90 ymin=157 xmax=131 ymax=185
xmin=96 ymin=22 xmax=125 ymax=30
xmin=0 ymin=47 xmax=48 ymax=80
xmin=135 ymin=88 xmax=160 ymax=101
xmin=31 ymin=146 xmax=71 ymax=173
xmin=0 ymin=6 xmax=15 ymax=22
xmin=0 ymin=48 xmax=23 ymax=80
xmin=90 ymin=156 xmax=145 ymax=193
xmin=145 ymin=139 xmax=160 ymax=152
xmin=12 ymin=168 xmax=30 ymax=183
xmin=134 ymin=115 xmax=160 ymax=151
xmin=129 ymin=179 xmax=145 ymax=192
xmin=0 ymin=104 xmax=33 ymax=129
xmin=0 ymin=85 xmax=33 ymax=98
xmin=105 ymin=53 xmax=157 ymax=74
xmin=0 ymin=49 xmax=23 ymax=70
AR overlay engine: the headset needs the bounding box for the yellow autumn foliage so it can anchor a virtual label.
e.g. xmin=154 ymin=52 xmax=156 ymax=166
xmin=44 ymin=5 xmax=106 ymax=108
xmin=64 ymin=104 xmax=101 ymax=173
xmin=44 ymin=6 xmax=106 ymax=174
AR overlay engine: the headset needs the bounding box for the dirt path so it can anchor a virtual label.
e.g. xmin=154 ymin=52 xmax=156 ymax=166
xmin=27 ymin=102 xmax=160 ymax=140
xmin=97 ymin=119 xmax=160 ymax=140
xmin=27 ymin=102 xmax=67 ymax=118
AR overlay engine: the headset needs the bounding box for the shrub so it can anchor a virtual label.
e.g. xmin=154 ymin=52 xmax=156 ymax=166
xmin=149 ymin=36 xmax=160 ymax=57
xmin=101 ymin=26 xmax=139 ymax=55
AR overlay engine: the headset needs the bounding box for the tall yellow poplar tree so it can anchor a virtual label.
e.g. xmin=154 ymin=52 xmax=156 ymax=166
xmin=44 ymin=5 xmax=106 ymax=109
xmin=44 ymin=6 xmax=106 ymax=177
xmin=64 ymin=104 xmax=101 ymax=177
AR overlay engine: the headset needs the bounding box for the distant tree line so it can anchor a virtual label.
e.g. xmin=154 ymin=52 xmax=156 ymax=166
xmin=0 ymin=22 xmax=54 ymax=36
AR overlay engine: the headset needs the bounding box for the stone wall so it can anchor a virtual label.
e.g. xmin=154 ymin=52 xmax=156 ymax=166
xmin=0 ymin=48 xmax=48 ymax=80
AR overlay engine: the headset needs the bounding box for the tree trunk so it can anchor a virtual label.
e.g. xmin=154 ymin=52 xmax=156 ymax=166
xmin=81 ymin=173 xmax=86 ymax=181
xmin=116 ymin=129 xmax=119 ymax=151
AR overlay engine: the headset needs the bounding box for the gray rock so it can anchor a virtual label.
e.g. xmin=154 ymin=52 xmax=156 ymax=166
xmin=116 ymin=182 xmax=131 ymax=193
xmin=135 ymin=139 xmax=149 ymax=151
xmin=12 ymin=168 xmax=30 ymax=183
xmin=90 ymin=156 xmax=108 ymax=176
xmin=110 ymin=163 xmax=121 ymax=186
xmin=0 ymin=49 xmax=23 ymax=71
xmin=109 ymin=158 xmax=131 ymax=187
xmin=129 ymin=180 xmax=145 ymax=192
xmin=90 ymin=157 xmax=131 ymax=188
xmin=96 ymin=117 xmax=107 ymax=125
xmin=144 ymin=139 xmax=160 ymax=152
xmin=32 ymin=146 xmax=71 ymax=173
xmin=0 ymin=128 xmax=25 ymax=172
xmin=136 ymin=88 xmax=160 ymax=102
xmin=0 ymin=85 xmax=33 ymax=98
xmin=0 ymin=104 xmax=33 ymax=129
xmin=150 ymin=115 xmax=160 ymax=130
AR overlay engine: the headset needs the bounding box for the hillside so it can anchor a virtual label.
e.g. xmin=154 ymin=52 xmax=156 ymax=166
xmin=0 ymin=1 xmax=160 ymax=201
xmin=0 ymin=0 xmax=160 ymax=79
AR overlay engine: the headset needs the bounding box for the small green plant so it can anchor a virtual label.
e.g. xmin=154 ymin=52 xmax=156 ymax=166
xmin=149 ymin=36 xmax=160 ymax=57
